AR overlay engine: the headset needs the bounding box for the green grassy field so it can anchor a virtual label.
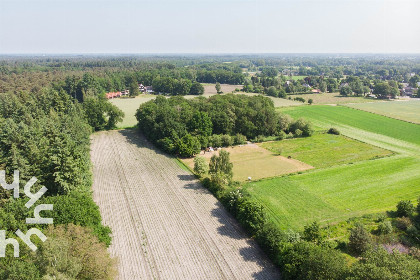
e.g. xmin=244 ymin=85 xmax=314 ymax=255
xmin=109 ymin=95 xmax=156 ymax=128
xmin=345 ymin=100 xmax=420 ymax=124
xmin=245 ymin=104 xmax=420 ymax=230
xmin=260 ymin=133 xmax=392 ymax=169
xmin=289 ymin=92 xmax=379 ymax=104
xmin=245 ymin=156 xmax=420 ymax=230
xmin=281 ymin=105 xmax=420 ymax=148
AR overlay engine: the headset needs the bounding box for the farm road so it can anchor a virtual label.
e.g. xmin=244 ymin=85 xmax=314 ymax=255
xmin=91 ymin=130 xmax=280 ymax=280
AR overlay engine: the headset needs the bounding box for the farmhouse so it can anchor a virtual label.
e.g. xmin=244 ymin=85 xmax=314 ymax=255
xmin=138 ymin=83 xmax=146 ymax=92
xmin=105 ymin=90 xmax=129 ymax=99
xmin=106 ymin=91 xmax=122 ymax=99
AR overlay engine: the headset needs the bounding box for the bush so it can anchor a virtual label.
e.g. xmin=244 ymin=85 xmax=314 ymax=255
xmin=285 ymin=229 xmax=301 ymax=243
xmin=209 ymin=134 xmax=222 ymax=147
xmin=233 ymin=133 xmax=247 ymax=145
xmin=41 ymin=192 xmax=112 ymax=246
xmin=193 ymin=156 xmax=208 ymax=176
xmin=0 ymin=259 xmax=40 ymax=280
xmin=290 ymin=118 xmax=313 ymax=137
xmin=327 ymin=127 xmax=340 ymax=135
xmin=36 ymin=225 xmax=117 ymax=280
xmin=417 ymin=196 xmax=420 ymax=214
xmin=396 ymin=200 xmax=415 ymax=217
xmin=176 ymin=134 xmax=201 ymax=157
xmin=221 ymin=134 xmax=233 ymax=147
xmin=293 ymin=97 xmax=306 ymax=103
xmin=348 ymin=248 xmax=420 ymax=280
xmin=303 ymin=221 xmax=325 ymax=244
xmin=276 ymin=131 xmax=287 ymax=140
xmin=377 ymin=221 xmax=393 ymax=235
xmin=308 ymin=99 xmax=313 ymax=104
xmin=237 ymin=200 xmax=267 ymax=235
xmin=254 ymin=135 xmax=265 ymax=142
xmin=376 ymin=213 xmax=387 ymax=222
xmin=280 ymin=241 xmax=348 ymax=280
xmin=255 ymin=222 xmax=285 ymax=259
xmin=348 ymin=223 xmax=371 ymax=254
xmin=209 ymin=150 xmax=233 ymax=184
xmin=294 ymin=128 xmax=303 ymax=137
xmin=395 ymin=217 xmax=412 ymax=230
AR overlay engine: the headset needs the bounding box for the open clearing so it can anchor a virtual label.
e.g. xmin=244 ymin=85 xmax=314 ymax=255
xmin=261 ymin=133 xmax=392 ymax=169
xmin=109 ymin=95 xmax=156 ymax=128
xmin=202 ymin=83 xmax=243 ymax=94
xmin=288 ymin=92 xmax=380 ymax=104
xmin=345 ymin=99 xmax=420 ymax=124
xmin=245 ymin=105 xmax=420 ymax=230
xmin=91 ymin=130 xmax=280 ymax=279
xmin=182 ymin=144 xmax=313 ymax=182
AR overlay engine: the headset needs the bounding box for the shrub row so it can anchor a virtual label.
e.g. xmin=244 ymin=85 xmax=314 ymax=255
xmin=200 ymin=174 xmax=420 ymax=279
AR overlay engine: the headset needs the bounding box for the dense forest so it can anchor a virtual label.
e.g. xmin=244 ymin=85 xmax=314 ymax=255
xmin=1 ymin=54 xmax=419 ymax=98
xmin=136 ymin=94 xmax=313 ymax=157
xmin=0 ymin=88 xmax=120 ymax=278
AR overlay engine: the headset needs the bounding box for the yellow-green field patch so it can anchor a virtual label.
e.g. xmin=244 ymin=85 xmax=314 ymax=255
xmin=345 ymin=100 xmax=420 ymax=124
xmin=182 ymin=144 xmax=313 ymax=181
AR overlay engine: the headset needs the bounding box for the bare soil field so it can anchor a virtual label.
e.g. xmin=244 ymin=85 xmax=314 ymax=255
xmin=91 ymin=130 xmax=280 ymax=279
xmin=182 ymin=144 xmax=313 ymax=181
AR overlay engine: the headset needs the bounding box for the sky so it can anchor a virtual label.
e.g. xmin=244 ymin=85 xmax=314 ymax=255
xmin=0 ymin=0 xmax=419 ymax=54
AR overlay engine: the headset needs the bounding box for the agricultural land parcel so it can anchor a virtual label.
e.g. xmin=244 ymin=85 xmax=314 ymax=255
xmin=91 ymin=130 xmax=280 ymax=279
xmin=290 ymin=92 xmax=381 ymax=104
xmin=345 ymin=99 xmax=420 ymax=124
xmin=244 ymin=105 xmax=420 ymax=230
xmin=182 ymin=144 xmax=314 ymax=182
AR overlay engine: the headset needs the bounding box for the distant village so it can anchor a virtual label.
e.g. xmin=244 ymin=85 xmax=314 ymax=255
xmin=105 ymin=73 xmax=420 ymax=100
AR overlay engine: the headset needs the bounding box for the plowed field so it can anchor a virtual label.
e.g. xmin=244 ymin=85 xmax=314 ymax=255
xmin=91 ymin=130 xmax=280 ymax=279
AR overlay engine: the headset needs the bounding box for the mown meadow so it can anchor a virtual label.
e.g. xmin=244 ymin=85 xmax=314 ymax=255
xmin=245 ymin=105 xmax=420 ymax=230
xmin=345 ymin=100 xmax=420 ymax=124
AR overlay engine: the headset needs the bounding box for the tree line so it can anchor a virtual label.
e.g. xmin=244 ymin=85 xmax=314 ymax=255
xmin=194 ymin=150 xmax=420 ymax=280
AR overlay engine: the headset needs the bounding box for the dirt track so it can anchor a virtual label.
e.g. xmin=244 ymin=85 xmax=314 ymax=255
xmin=91 ymin=130 xmax=280 ymax=279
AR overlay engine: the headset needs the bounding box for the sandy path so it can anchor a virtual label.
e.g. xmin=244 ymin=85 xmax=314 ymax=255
xmin=91 ymin=130 xmax=280 ymax=280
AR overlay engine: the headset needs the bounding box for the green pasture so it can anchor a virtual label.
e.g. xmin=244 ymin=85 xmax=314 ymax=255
xmin=280 ymin=105 xmax=420 ymax=148
xmin=245 ymin=104 xmax=420 ymax=230
xmin=345 ymin=100 xmax=420 ymax=124
xmin=245 ymin=156 xmax=420 ymax=230
xmin=109 ymin=95 xmax=155 ymax=128
xmin=260 ymin=133 xmax=392 ymax=169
